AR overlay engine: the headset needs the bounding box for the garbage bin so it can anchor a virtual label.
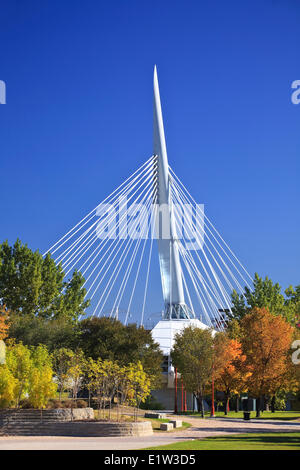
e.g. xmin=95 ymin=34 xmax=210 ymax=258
xmin=243 ymin=411 xmax=251 ymax=421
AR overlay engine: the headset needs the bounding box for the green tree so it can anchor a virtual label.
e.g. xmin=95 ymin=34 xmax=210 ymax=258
xmin=171 ymin=326 xmax=214 ymax=418
xmin=8 ymin=314 xmax=80 ymax=352
xmin=79 ymin=317 xmax=125 ymax=360
xmin=285 ymin=285 xmax=300 ymax=327
xmin=231 ymin=273 xmax=286 ymax=321
xmin=79 ymin=317 xmax=163 ymax=387
xmin=285 ymin=285 xmax=300 ymax=304
xmin=0 ymin=240 xmax=89 ymax=321
xmin=52 ymin=270 xmax=90 ymax=321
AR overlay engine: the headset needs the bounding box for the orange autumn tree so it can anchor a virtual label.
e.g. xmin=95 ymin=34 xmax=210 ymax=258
xmin=0 ymin=306 xmax=10 ymax=341
xmin=240 ymin=307 xmax=294 ymax=417
xmin=213 ymin=334 xmax=251 ymax=415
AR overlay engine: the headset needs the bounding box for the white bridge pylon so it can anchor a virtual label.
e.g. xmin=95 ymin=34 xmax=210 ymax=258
xmin=154 ymin=66 xmax=192 ymax=321
xmin=44 ymin=67 xmax=252 ymax=329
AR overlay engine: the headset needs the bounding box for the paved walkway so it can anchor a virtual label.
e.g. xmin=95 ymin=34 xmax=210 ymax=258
xmin=0 ymin=416 xmax=299 ymax=450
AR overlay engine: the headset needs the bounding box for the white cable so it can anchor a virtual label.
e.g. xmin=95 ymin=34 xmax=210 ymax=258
xmin=171 ymin=183 xmax=234 ymax=309
xmin=111 ymin=186 xmax=157 ymax=317
xmin=177 ymin=241 xmax=215 ymax=328
xmin=84 ymin=178 xmax=155 ymax=296
xmin=44 ymin=156 xmax=156 ymax=257
xmin=178 ymin=233 xmax=220 ymax=324
xmin=171 ymin=197 xmax=232 ymax=313
xmin=100 ymin=192 xmax=155 ymax=318
xmin=179 ymin=244 xmax=225 ymax=331
xmin=171 ymin=185 xmax=242 ymax=301
xmin=87 ymin=182 xmax=154 ymax=304
xmin=53 ymin=159 xmax=157 ymax=265
xmin=169 ymin=166 xmax=252 ymax=285
xmin=181 ymin=268 xmax=195 ymax=319
xmin=171 ymin=170 xmax=252 ymax=291
xmin=172 ymin=204 xmax=230 ymax=324
xmin=124 ymin=198 xmax=155 ymax=325
xmin=171 ymin=181 xmax=245 ymax=294
xmin=77 ymin=169 xmax=158 ymax=280
xmin=61 ymin=168 xmax=156 ymax=276
xmin=140 ymin=203 xmax=157 ymax=326
xmin=93 ymin=194 xmax=154 ymax=317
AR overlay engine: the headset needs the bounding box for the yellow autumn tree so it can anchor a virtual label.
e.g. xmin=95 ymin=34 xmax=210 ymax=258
xmin=5 ymin=341 xmax=32 ymax=406
xmin=127 ymin=361 xmax=151 ymax=421
xmin=86 ymin=358 xmax=120 ymax=417
xmin=28 ymin=344 xmax=57 ymax=409
xmin=67 ymin=349 xmax=86 ymax=401
xmin=0 ymin=342 xmax=56 ymax=409
xmin=0 ymin=365 xmax=17 ymax=407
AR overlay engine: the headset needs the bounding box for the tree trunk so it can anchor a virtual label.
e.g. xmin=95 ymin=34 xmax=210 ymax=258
xmin=235 ymin=396 xmax=239 ymax=413
xmin=197 ymin=395 xmax=205 ymax=418
xmin=201 ymin=398 xmax=205 ymax=418
xmin=224 ymin=396 xmax=229 ymax=415
xmin=256 ymin=396 xmax=261 ymax=418
xmin=244 ymin=397 xmax=249 ymax=411
xmin=264 ymin=396 xmax=270 ymax=412
xmin=271 ymin=395 xmax=276 ymax=413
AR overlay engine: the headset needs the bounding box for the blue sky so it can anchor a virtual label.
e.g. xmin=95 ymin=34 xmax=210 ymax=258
xmin=0 ymin=0 xmax=299 ymax=310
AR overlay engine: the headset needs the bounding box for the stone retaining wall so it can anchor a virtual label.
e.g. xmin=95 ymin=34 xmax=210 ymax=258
xmin=0 ymin=408 xmax=94 ymax=425
xmin=0 ymin=409 xmax=153 ymax=437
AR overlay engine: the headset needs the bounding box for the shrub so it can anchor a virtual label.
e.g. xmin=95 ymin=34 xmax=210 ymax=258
xmin=76 ymin=399 xmax=88 ymax=408
xmin=139 ymin=394 xmax=164 ymax=410
xmin=19 ymin=398 xmax=32 ymax=409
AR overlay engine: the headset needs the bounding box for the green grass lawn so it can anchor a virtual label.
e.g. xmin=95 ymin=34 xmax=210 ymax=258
xmin=177 ymin=410 xmax=300 ymax=421
xmin=144 ymin=432 xmax=300 ymax=450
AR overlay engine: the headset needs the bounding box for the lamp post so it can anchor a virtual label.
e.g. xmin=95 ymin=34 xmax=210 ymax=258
xmin=211 ymin=345 xmax=215 ymax=417
xmin=211 ymin=372 xmax=215 ymax=417
xmin=174 ymin=367 xmax=178 ymax=413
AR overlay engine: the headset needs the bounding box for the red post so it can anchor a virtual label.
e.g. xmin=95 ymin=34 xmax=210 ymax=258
xmin=174 ymin=368 xmax=178 ymax=413
xmin=181 ymin=379 xmax=184 ymax=412
xmin=184 ymin=389 xmax=187 ymax=412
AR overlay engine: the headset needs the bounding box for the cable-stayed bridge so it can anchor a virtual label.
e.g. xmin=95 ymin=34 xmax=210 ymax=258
xmin=44 ymin=67 xmax=251 ymax=331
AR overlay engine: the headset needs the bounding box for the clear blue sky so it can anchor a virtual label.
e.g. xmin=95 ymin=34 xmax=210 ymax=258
xmin=0 ymin=0 xmax=299 ymax=298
